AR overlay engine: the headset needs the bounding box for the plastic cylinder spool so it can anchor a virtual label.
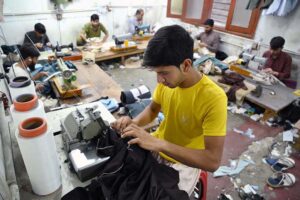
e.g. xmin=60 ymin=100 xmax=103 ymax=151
xmin=9 ymin=76 xmax=31 ymax=88
xmin=9 ymin=76 xmax=36 ymax=101
xmin=17 ymin=117 xmax=61 ymax=195
xmin=13 ymin=94 xmax=38 ymax=112
xmin=18 ymin=117 xmax=47 ymax=138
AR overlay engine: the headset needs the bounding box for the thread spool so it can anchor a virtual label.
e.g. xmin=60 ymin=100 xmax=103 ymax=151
xmin=10 ymin=94 xmax=46 ymax=128
xmin=9 ymin=76 xmax=36 ymax=101
xmin=17 ymin=117 xmax=61 ymax=195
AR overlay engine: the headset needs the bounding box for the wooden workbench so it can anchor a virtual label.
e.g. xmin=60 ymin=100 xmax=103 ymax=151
xmin=51 ymin=61 xmax=122 ymax=105
xmin=82 ymin=40 xmax=149 ymax=64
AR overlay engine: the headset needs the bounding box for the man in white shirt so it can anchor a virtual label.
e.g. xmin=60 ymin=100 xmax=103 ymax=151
xmin=8 ymin=45 xmax=47 ymax=91
xmin=128 ymin=9 xmax=144 ymax=34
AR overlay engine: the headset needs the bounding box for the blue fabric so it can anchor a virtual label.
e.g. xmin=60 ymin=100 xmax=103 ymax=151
xmin=193 ymin=55 xmax=228 ymax=70
xmin=100 ymin=98 xmax=119 ymax=113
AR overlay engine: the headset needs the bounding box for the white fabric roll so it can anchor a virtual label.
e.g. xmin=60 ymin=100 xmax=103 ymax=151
xmin=10 ymin=100 xmax=46 ymax=129
xmin=9 ymin=81 xmax=36 ymax=101
xmin=16 ymin=127 xmax=61 ymax=195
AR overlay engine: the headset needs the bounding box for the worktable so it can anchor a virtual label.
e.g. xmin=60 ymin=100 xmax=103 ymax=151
xmin=51 ymin=61 xmax=122 ymax=105
xmin=81 ymin=40 xmax=149 ymax=64
xmin=245 ymin=82 xmax=298 ymax=120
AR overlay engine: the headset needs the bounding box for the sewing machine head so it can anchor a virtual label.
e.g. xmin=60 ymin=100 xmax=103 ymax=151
xmin=112 ymin=33 xmax=133 ymax=46
xmin=135 ymin=24 xmax=150 ymax=36
xmin=61 ymin=105 xmax=110 ymax=149
xmin=240 ymin=52 xmax=267 ymax=70
xmin=57 ymin=58 xmax=76 ymax=84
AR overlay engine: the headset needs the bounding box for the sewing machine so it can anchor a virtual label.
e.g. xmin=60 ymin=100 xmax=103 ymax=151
xmin=111 ymin=33 xmax=137 ymax=52
xmin=61 ymin=105 xmax=110 ymax=181
xmin=52 ymin=58 xmax=83 ymax=98
xmin=240 ymin=52 xmax=267 ymax=71
xmin=132 ymin=25 xmax=153 ymax=41
xmin=55 ymin=43 xmax=74 ymax=57
xmin=135 ymin=24 xmax=150 ymax=35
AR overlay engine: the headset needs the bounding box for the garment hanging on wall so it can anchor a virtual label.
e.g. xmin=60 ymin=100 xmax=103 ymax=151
xmin=260 ymin=0 xmax=275 ymax=9
xmin=262 ymin=0 xmax=299 ymax=16
xmin=246 ymin=0 xmax=261 ymax=10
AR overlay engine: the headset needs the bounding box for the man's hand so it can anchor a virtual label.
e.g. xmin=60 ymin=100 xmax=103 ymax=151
xmin=198 ymin=42 xmax=207 ymax=48
xmin=32 ymin=72 xmax=48 ymax=81
xmin=35 ymin=83 xmax=44 ymax=92
xmin=111 ymin=116 xmax=133 ymax=132
xmin=262 ymin=68 xmax=279 ymax=76
xmin=35 ymin=43 xmax=43 ymax=49
xmin=121 ymin=124 xmax=162 ymax=152
xmin=37 ymin=72 xmax=48 ymax=79
xmin=46 ymin=42 xmax=52 ymax=47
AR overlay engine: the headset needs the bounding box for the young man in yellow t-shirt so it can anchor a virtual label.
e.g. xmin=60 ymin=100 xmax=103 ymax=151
xmin=111 ymin=25 xmax=227 ymax=195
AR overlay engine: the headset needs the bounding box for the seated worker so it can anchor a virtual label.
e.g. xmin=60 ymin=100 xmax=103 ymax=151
xmin=77 ymin=14 xmax=109 ymax=46
xmin=23 ymin=23 xmax=52 ymax=51
xmin=196 ymin=19 xmax=220 ymax=53
xmin=262 ymin=36 xmax=292 ymax=80
xmin=128 ymin=9 xmax=144 ymax=34
xmin=8 ymin=44 xmax=47 ymax=92
xmin=111 ymin=25 xmax=227 ymax=195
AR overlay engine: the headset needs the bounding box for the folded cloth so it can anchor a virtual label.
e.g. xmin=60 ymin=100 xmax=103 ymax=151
xmin=100 ymin=98 xmax=119 ymax=113
xmin=193 ymin=55 xmax=228 ymax=71
xmin=120 ymin=85 xmax=151 ymax=104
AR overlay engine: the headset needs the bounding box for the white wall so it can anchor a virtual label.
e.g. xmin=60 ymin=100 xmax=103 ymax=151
xmin=0 ymin=0 xmax=166 ymax=45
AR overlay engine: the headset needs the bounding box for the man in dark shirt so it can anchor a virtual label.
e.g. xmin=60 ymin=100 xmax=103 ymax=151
xmin=196 ymin=19 xmax=220 ymax=53
xmin=262 ymin=36 xmax=292 ymax=80
xmin=23 ymin=23 xmax=52 ymax=51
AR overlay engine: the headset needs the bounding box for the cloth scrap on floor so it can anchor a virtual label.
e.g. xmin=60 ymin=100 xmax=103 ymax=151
xmin=213 ymin=159 xmax=254 ymax=177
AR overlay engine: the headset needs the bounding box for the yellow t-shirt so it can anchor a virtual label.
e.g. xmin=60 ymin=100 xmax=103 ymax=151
xmin=152 ymin=75 xmax=227 ymax=162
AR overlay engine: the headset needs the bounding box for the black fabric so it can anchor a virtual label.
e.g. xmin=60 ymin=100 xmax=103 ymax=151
xmin=278 ymin=98 xmax=300 ymax=123
xmin=62 ymin=129 xmax=189 ymax=200
xmin=246 ymin=0 xmax=261 ymax=10
xmin=120 ymin=90 xmax=136 ymax=104
xmin=260 ymin=0 xmax=274 ymax=10
xmin=1 ymin=45 xmax=21 ymax=55
xmin=215 ymin=51 xmax=228 ymax=61
xmin=120 ymin=87 xmax=151 ymax=104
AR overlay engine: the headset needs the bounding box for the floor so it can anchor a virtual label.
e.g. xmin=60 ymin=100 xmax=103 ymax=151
xmin=103 ymin=64 xmax=300 ymax=200
xmin=9 ymin=62 xmax=299 ymax=199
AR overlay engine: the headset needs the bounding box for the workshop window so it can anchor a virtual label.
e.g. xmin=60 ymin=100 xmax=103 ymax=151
xmin=167 ymin=0 xmax=261 ymax=38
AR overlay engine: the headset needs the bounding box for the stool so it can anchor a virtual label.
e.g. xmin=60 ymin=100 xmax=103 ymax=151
xmin=195 ymin=171 xmax=207 ymax=200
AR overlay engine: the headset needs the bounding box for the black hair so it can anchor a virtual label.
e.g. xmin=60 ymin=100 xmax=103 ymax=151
xmin=270 ymin=36 xmax=285 ymax=50
xmin=18 ymin=44 xmax=40 ymax=60
xmin=142 ymin=25 xmax=193 ymax=68
xmin=135 ymin=9 xmax=144 ymax=16
xmin=91 ymin=14 xmax=99 ymax=21
xmin=34 ymin=23 xmax=46 ymax=34
xmin=204 ymin=19 xmax=214 ymax=27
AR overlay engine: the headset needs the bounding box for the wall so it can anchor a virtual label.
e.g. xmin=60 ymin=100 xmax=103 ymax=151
xmin=0 ymin=0 xmax=166 ymax=45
